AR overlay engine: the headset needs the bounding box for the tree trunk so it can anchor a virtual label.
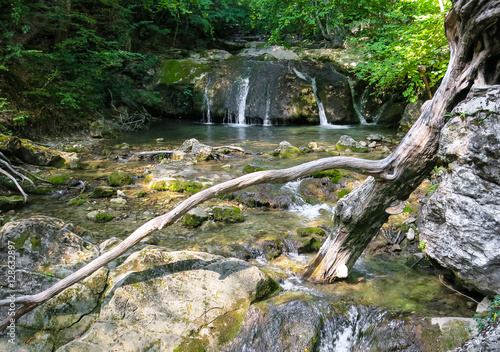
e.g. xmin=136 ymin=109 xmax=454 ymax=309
xmin=303 ymin=0 xmax=500 ymax=282
xmin=1 ymin=0 xmax=500 ymax=331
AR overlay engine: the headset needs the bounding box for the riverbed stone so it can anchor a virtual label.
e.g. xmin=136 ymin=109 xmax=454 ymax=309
xmin=335 ymin=135 xmax=369 ymax=153
xmin=107 ymin=170 xmax=132 ymax=187
xmin=183 ymin=207 xmax=209 ymax=227
xmin=179 ymin=138 xmax=213 ymax=161
xmin=90 ymin=185 xmax=117 ymax=198
xmin=213 ymin=206 xmax=244 ymax=223
xmin=15 ymin=139 xmax=64 ymax=166
xmin=57 ymin=248 xmax=280 ymax=352
xmin=418 ymin=85 xmax=500 ymax=295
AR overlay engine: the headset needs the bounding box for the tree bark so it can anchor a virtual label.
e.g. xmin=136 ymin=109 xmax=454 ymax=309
xmin=1 ymin=0 xmax=499 ymax=331
xmin=303 ymin=0 xmax=500 ymax=282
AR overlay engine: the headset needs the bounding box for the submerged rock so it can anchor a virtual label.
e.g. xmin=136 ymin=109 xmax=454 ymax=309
xmin=419 ymin=85 xmax=500 ymax=295
xmin=58 ymin=248 xmax=280 ymax=352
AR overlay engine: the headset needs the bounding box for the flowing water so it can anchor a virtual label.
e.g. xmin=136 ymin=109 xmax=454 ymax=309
xmin=16 ymin=121 xmax=475 ymax=351
xmin=293 ymin=68 xmax=329 ymax=126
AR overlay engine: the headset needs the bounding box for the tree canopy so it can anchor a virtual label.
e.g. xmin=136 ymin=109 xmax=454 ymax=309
xmin=0 ymin=0 xmax=451 ymax=134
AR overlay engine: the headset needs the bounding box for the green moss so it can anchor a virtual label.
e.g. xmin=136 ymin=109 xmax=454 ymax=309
xmin=10 ymin=231 xmax=30 ymax=249
xmin=298 ymin=236 xmax=322 ymax=253
xmin=184 ymin=181 xmax=203 ymax=194
xmin=25 ymin=186 xmax=52 ymax=195
xmin=278 ymin=146 xmax=302 ymax=158
xmin=150 ymin=180 xmax=168 ymax=191
xmin=214 ymin=309 xmax=246 ymax=345
xmin=108 ymin=170 xmax=132 ymax=187
xmin=173 ymin=337 xmax=207 ymax=352
xmin=0 ymin=195 xmax=25 ymax=211
xmin=134 ymin=190 xmax=148 ymax=197
xmin=183 ymin=212 xmax=208 ymax=228
xmin=158 ymin=59 xmax=211 ymax=85
xmin=213 ymin=206 xmax=244 ymax=223
xmin=253 ymin=278 xmax=281 ymax=302
xmin=311 ymin=169 xmax=342 ymax=183
xmin=296 ymin=227 xmax=326 ymax=237
xmin=30 ymin=236 xmax=42 ymax=251
xmin=90 ymin=186 xmax=117 ymax=198
xmin=337 ymin=189 xmax=351 ymax=199
xmin=46 ymin=174 xmax=70 ymax=185
xmin=243 ymin=165 xmax=267 ymax=173
xmin=169 ymin=180 xmax=185 ymax=192
xmin=67 ymin=199 xmax=86 ymax=206
xmin=95 ymin=212 xmax=113 ymax=223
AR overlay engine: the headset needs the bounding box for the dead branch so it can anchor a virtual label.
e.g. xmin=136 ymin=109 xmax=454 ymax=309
xmin=0 ymin=154 xmax=390 ymax=330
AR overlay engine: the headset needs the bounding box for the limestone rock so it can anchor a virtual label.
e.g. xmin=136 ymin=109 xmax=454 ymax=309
xmin=179 ymin=138 xmax=213 ymax=161
xmin=418 ymin=85 xmax=500 ymax=295
xmin=398 ymin=100 xmax=424 ymax=133
xmin=0 ymin=217 xmax=102 ymax=352
xmin=58 ymin=248 xmax=279 ymax=352
xmin=335 ymin=135 xmax=369 ymax=153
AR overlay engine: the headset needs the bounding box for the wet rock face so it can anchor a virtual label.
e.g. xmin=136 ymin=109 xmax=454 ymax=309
xmin=418 ymin=85 xmax=500 ymax=295
xmin=454 ymin=322 xmax=500 ymax=352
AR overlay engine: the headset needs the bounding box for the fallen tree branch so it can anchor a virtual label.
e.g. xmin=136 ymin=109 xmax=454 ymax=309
xmin=0 ymin=154 xmax=390 ymax=329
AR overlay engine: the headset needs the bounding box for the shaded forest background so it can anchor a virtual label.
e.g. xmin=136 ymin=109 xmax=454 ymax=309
xmin=0 ymin=0 xmax=450 ymax=136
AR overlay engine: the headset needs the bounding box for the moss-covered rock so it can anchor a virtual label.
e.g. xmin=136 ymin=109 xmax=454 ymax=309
xmin=243 ymin=164 xmax=267 ymax=173
xmin=90 ymin=186 xmax=117 ymax=198
xmin=46 ymin=174 xmax=70 ymax=185
xmin=16 ymin=139 xmax=64 ymax=166
xmin=213 ymin=206 xmax=244 ymax=223
xmin=183 ymin=208 xmax=208 ymax=227
xmin=335 ymin=135 xmax=369 ymax=153
xmin=57 ymin=249 xmax=278 ymax=351
xmin=296 ymin=227 xmax=326 ymax=238
xmin=107 ymin=170 xmax=132 ymax=187
xmin=87 ymin=210 xmax=113 ymax=223
xmin=311 ymin=169 xmax=343 ymax=183
xmin=0 ymin=195 xmax=25 ymax=211
xmin=274 ymin=141 xmax=303 ymax=158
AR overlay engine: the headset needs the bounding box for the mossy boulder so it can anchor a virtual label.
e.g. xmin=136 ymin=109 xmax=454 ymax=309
xmin=213 ymin=206 xmax=244 ymax=223
xmin=16 ymin=139 xmax=64 ymax=166
xmin=87 ymin=210 xmax=113 ymax=223
xmin=0 ymin=195 xmax=25 ymax=211
xmin=297 ymin=236 xmax=323 ymax=254
xmin=107 ymin=170 xmax=132 ymax=187
xmin=311 ymin=169 xmax=343 ymax=183
xmin=243 ymin=164 xmax=267 ymax=173
xmin=46 ymin=174 xmax=70 ymax=185
xmin=57 ymin=248 xmax=279 ymax=351
xmin=296 ymin=227 xmax=327 ymax=238
xmin=335 ymin=135 xmax=369 ymax=153
xmin=90 ymin=186 xmax=117 ymax=198
xmin=183 ymin=208 xmax=208 ymax=227
xmin=274 ymin=141 xmax=303 ymax=158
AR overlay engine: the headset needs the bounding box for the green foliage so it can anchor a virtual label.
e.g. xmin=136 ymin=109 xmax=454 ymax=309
xmin=418 ymin=240 xmax=427 ymax=250
xmin=474 ymin=296 xmax=500 ymax=333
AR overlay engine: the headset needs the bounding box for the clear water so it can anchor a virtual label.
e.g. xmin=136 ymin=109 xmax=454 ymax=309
xmin=113 ymin=119 xmax=397 ymax=154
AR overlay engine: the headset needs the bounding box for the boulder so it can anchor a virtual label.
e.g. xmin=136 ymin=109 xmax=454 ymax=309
xmin=272 ymin=141 xmax=303 ymax=158
xmin=418 ymin=85 xmax=500 ymax=295
xmin=0 ymin=216 xmax=103 ymax=352
xmin=398 ymin=100 xmax=424 ymax=133
xmin=335 ymin=135 xmax=369 ymax=153
xmin=107 ymin=170 xmax=132 ymax=187
xmin=16 ymin=139 xmax=64 ymax=166
xmin=58 ymin=248 xmax=280 ymax=352
xmin=183 ymin=208 xmax=209 ymax=227
xmin=213 ymin=206 xmax=244 ymax=223
xmin=179 ymin=138 xmax=213 ymax=161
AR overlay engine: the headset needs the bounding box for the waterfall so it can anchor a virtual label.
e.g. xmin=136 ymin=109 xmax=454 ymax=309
xmin=347 ymin=77 xmax=368 ymax=124
xmin=263 ymin=95 xmax=271 ymax=126
xmin=293 ymin=68 xmax=329 ymax=126
xmin=203 ymin=81 xmax=212 ymax=124
xmin=236 ymin=77 xmax=250 ymax=125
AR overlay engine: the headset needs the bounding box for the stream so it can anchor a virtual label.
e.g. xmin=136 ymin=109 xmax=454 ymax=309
xmin=16 ymin=120 xmax=476 ymax=351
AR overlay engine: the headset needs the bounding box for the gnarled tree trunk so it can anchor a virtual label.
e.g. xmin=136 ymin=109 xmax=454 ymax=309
xmin=304 ymin=0 xmax=500 ymax=282
xmin=1 ymin=0 xmax=500 ymax=331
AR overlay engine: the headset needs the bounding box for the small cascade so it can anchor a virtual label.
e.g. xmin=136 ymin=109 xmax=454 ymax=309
xmin=263 ymin=94 xmax=271 ymax=126
xmin=347 ymin=77 xmax=369 ymax=125
xmin=236 ymin=77 xmax=250 ymax=125
xmin=281 ymin=179 xmax=333 ymax=219
xmin=202 ymin=81 xmax=213 ymax=124
xmin=293 ymin=68 xmax=329 ymax=126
